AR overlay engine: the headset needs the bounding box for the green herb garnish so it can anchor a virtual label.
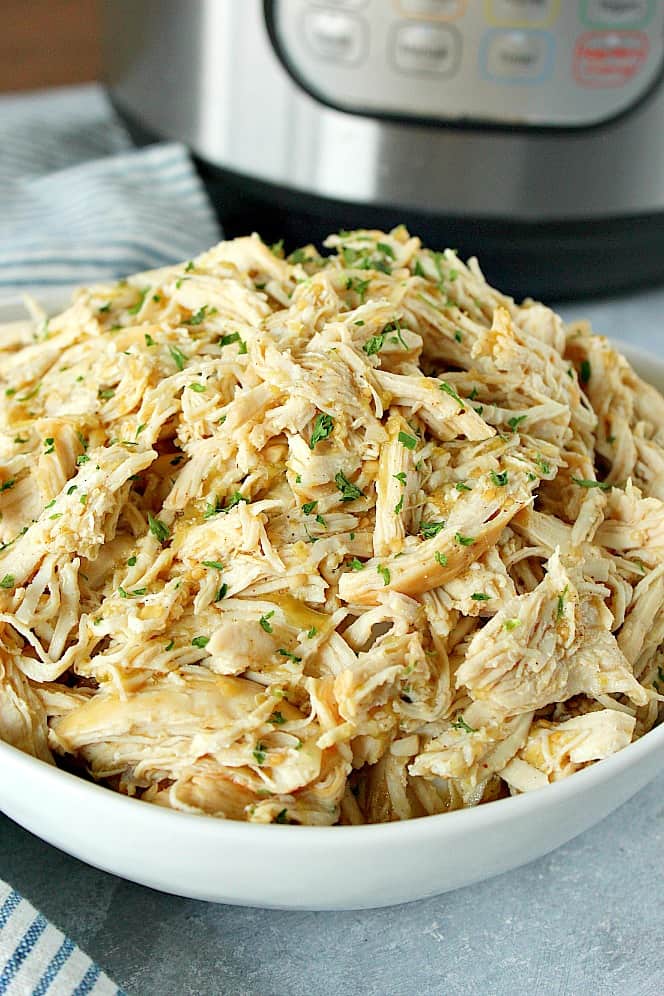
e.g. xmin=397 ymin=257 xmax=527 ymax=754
xmin=571 ymin=477 xmax=611 ymax=490
xmin=259 ymin=611 xmax=275 ymax=634
xmin=439 ymin=381 xmax=464 ymax=407
xmin=168 ymin=345 xmax=187 ymax=371
xmin=420 ymin=520 xmax=445 ymax=539
xmin=334 ymin=472 xmax=365 ymax=502
xmin=377 ymin=564 xmax=391 ymax=586
xmin=309 ymin=413 xmax=334 ymax=450
xmin=278 ymin=649 xmax=302 ymax=662
xmin=147 ymin=512 xmax=170 ymax=543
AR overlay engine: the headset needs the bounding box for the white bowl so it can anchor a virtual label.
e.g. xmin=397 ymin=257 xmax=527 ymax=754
xmin=0 ymin=294 xmax=662 ymax=910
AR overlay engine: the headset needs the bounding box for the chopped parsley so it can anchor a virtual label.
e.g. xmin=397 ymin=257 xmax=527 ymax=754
xmin=306 ymin=626 xmax=318 ymax=638
xmin=168 ymin=345 xmax=187 ymax=371
xmin=18 ymin=384 xmax=40 ymax=403
xmin=253 ymin=744 xmax=267 ymax=765
xmin=185 ymin=260 xmax=196 ymax=272
xmin=278 ymin=649 xmax=302 ymax=662
xmin=535 ymin=456 xmax=551 ymax=475
xmin=362 ymin=333 xmax=386 ymax=356
xmin=215 ymin=583 xmax=228 ymax=601
xmin=508 ymin=415 xmax=527 ymax=432
xmin=556 ymin=584 xmax=569 ymax=620
xmin=191 ymin=635 xmax=210 ymax=649
xmin=454 ymin=532 xmax=475 ymax=546
xmin=393 ymin=472 xmax=407 ymax=485
xmin=302 ymin=501 xmax=318 ymax=515
xmin=454 ymin=330 xmax=462 ymax=343
xmin=189 ymin=306 xmax=208 ymax=326
xmin=259 ymin=611 xmax=275 ymax=634
xmin=147 ymin=512 xmax=170 ymax=543
xmin=580 ymin=359 xmax=591 ymax=385
xmin=43 ymin=437 xmax=55 ymax=455
xmin=503 ymin=618 xmax=521 ymax=631
xmin=348 ymin=558 xmax=365 ymax=571
xmin=398 ymin=431 xmax=417 ymax=450
xmin=76 ymin=456 xmax=89 ymax=468
xmin=202 ymin=560 xmax=224 ymax=570
xmin=334 ymin=471 xmax=365 ymax=502
xmin=420 ymin=520 xmax=445 ymax=539
xmin=490 ymin=470 xmax=508 ymax=487
xmin=571 ymin=477 xmax=611 ymax=491
xmin=118 ymin=586 xmax=147 ymax=599
xmin=394 ymin=494 xmax=404 ymax=515
xmin=204 ymin=492 xmax=248 ymax=518
xmin=377 ymin=564 xmax=391 ymax=586
xmin=269 ymin=711 xmax=286 ymax=725
xmin=309 ymin=413 xmax=334 ymax=450
xmin=127 ymin=555 xmax=137 ymax=566
xmin=0 ymin=479 xmax=16 ymax=493
xmin=451 ymin=716 xmax=476 ymax=734
xmin=455 ymin=481 xmax=471 ymax=492
xmin=188 ymin=382 xmax=206 ymax=393
xmin=471 ymin=592 xmax=491 ymax=601
xmin=219 ymin=331 xmax=247 ymax=353
xmin=98 ymin=388 xmax=115 ymax=400
xmin=434 ymin=552 xmax=448 ymax=566
xmin=439 ymin=381 xmax=464 ymax=407
xmin=128 ymin=287 xmax=149 ymax=315
xmin=275 ymin=809 xmax=289 ymax=824
xmin=376 ymin=241 xmax=395 ymax=259
xmin=0 ymin=574 xmax=15 ymax=589
xmin=144 ymin=333 xmax=155 ymax=347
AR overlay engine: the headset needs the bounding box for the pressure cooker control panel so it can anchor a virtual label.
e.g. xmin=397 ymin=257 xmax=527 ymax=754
xmin=269 ymin=0 xmax=664 ymax=126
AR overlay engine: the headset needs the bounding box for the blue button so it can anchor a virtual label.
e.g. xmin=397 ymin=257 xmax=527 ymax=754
xmin=481 ymin=28 xmax=555 ymax=82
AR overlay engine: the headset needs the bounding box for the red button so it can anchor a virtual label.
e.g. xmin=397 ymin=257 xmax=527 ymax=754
xmin=574 ymin=30 xmax=649 ymax=86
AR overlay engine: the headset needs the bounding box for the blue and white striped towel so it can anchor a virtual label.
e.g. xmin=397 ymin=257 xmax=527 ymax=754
xmin=0 ymin=882 xmax=123 ymax=996
xmin=0 ymin=84 xmax=220 ymax=299
xmin=0 ymin=83 xmax=221 ymax=993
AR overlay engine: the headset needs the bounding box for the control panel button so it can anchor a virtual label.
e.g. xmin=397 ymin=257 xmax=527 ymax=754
xmin=485 ymin=0 xmax=560 ymax=27
xmin=391 ymin=22 xmax=462 ymax=75
xmin=308 ymin=0 xmax=369 ymax=9
xmin=574 ymin=30 xmax=649 ymax=86
xmin=396 ymin=0 xmax=466 ymax=20
xmin=303 ymin=10 xmax=368 ymax=64
xmin=581 ymin=0 xmax=653 ymax=28
xmin=483 ymin=29 xmax=554 ymax=81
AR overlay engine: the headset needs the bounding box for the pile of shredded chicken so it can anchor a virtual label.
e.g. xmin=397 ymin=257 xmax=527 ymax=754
xmin=1 ymin=227 xmax=663 ymax=825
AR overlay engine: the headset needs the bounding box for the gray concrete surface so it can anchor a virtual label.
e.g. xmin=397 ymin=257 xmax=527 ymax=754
xmin=1 ymin=291 xmax=663 ymax=996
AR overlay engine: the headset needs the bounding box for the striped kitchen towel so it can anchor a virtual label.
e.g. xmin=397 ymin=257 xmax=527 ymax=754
xmin=0 ymin=84 xmax=220 ymax=298
xmin=0 ymin=880 xmax=123 ymax=995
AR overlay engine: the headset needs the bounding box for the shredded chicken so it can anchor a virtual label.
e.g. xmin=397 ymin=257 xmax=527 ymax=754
xmin=0 ymin=227 xmax=662 ymax=826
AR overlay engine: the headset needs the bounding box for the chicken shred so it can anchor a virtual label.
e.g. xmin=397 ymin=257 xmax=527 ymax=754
xmin=0 ymin=227 xmax=662 ymax=826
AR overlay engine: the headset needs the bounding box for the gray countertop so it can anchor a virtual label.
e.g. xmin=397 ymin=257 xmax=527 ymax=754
xmin=2 ymin=288 xmax=664 ymax=996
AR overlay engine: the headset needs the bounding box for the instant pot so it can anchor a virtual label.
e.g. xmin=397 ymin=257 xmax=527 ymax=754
xmin=103 ymin=0 xmax=664 ymax=298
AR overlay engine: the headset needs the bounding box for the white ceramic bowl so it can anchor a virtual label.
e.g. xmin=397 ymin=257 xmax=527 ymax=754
xmin=0 ymin=293 xmax=662 ymax=910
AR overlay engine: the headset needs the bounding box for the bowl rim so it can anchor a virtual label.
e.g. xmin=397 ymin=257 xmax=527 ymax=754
xmin=0 ymin=303 xmax=662 ymax=844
